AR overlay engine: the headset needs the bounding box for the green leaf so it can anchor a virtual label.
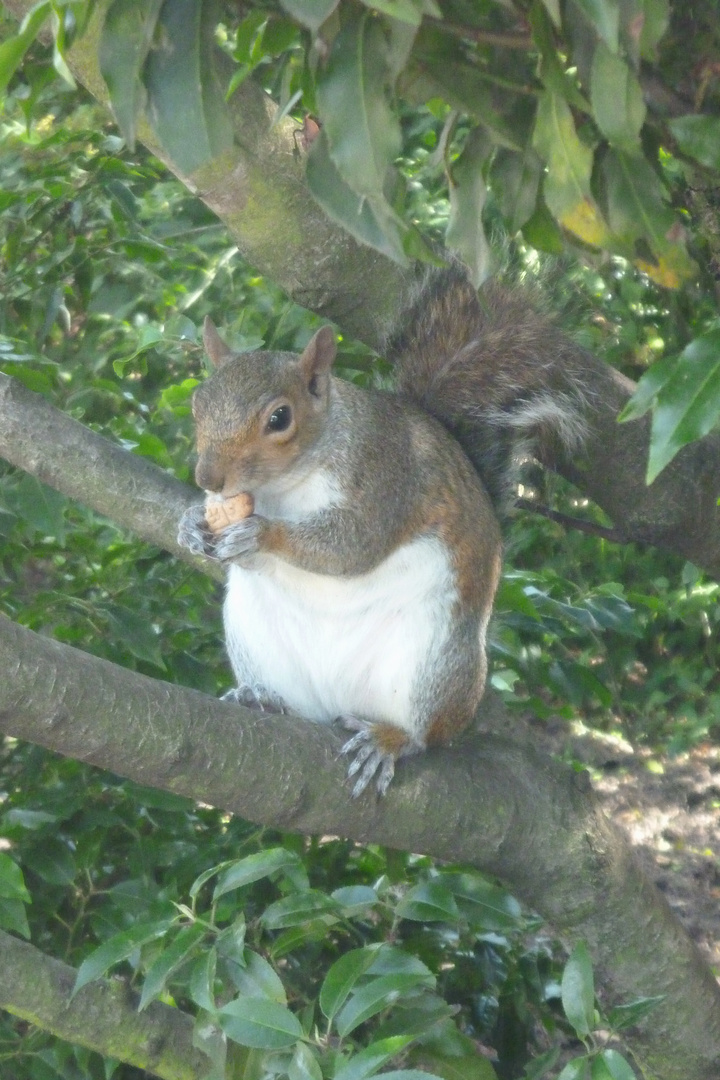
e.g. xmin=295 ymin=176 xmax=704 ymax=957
xmin=607 ymin=994 xmax=664 ymax=1031
xmin=144 ymin=0 xmax=234 ymax=175
xmin=316 ymin=11 xmax=401 ymax=198
xmin=617 ymin=351 xmax=678 ymax=422
xmin=539 ymin=0 xmax=561 ymax=26
xmin=491 ymin=147 xmax=543 ymax=234
xmin=0 ymin=852 xmax=31 ymax=902
xmin=439 ymin=873 xmax=522 ymax=933
xmin=590 ymin=43 xmax=645 ymax=150
xmin=319 ymin=946 xmax=382 ymax=1021
xmin=446 ymin=126 xmax=492 ymax=287
xmin=139 ymin=922 xmax=206 ymax=1010
xmin=334 ymin=1036 xmax=415 ymax=1080
xmin=0 ymin=1 xmax=51 ymax=94
xmin=213 ymin=847 xmax=301 ymax=899
xmin=644 ymin=330 xmax=720 ymax=482
xmin=561 ymin=941 xmax=595 ymax=1037
xmin=558 ymin=1061 xmax=590 ymax=1080
xmin=409 ymin=1052 xmax=497 ymax=1080
xmin=0 ymin=897 xmax=31 ymax=938
xmin=358 ymin=0 xmax=440 ymax=26
xmin=639 ymin=0 xmax=669 ymax=58
xmin=6 ymin=475 xmax=67 ymax=543
xmin=100 ymin=0 xmax=165 ymax=149
xmin=188 ymin=945 xmax=217 ymax=1011
xmin=335 ymin=973 xmax=434 ymax=1038
xmin=22 ymin=838 xmax=76 ymax=886
xmin=669 ymin=114 xmax=720 ymax=171
xmin=306 ymin=130 xmax=409 ymax=263
xmin=569 ymin=0 xmax=620 ymax=51
xmin=278 ymin=0 xmax=340 ymax=33
xmin=260 ymin=889 xmax=342 ymax=929
xmin=218 ymin=997 xmax=303 ymax=1049
xmin=331 ymin=885 xmax=379 ymax=913
xmin=102 ymin=603 xmax=166 ymax=670
xmin=602 ymin=149 xmax=694 ymax=287
xmin=395 ymin=881 xmax=460 ymax=923
xmin=215 ymin=915 xmax=247 ymax=965
xmin=533 ymin=91 xmax=608 ymax=248
xmin=594 ymin=1049 xmax=638 ymax=1080
xmin=72 ymin=917 xmax=175 ymax=996
xmin=227 ymin=948 xmax=287 ymax=1003
xmin=288 ymin=1042 xmax=323 ymax=1080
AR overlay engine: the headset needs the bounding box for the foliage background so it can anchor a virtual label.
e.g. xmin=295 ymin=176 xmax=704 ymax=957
xmin=1 ymin=6 xmax=719 ymax=1079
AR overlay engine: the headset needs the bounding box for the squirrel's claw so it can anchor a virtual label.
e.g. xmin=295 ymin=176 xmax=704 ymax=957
xmin=213 ymin=517 xmax=261 ymax=563
xmin=221 ymin=685 xmax=287 ymax=714
xmin=178 ymin=504 xmax=215 ymax=557
xmin=339 ymin=718 xmax=398 ymax=797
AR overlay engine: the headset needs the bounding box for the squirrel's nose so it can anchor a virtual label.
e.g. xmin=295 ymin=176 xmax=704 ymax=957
xmin=195 ymin=452 xmax=224 ymax=493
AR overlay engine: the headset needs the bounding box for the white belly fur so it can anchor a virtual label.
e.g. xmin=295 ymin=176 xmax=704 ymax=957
xmin=223 ymin=536 xmax=456 ymax=735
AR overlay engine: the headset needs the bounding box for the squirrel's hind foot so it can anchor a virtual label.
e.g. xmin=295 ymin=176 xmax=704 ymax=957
xmin=339 ymin=716 xmax=421 ymax=797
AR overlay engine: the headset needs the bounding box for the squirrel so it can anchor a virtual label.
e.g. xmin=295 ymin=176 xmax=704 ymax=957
xmin=177 ymin=267 xmax=591 ymax=796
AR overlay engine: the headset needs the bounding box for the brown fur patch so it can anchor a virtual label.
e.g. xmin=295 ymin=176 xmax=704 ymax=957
xmin=369 ymin=723 xmax=415 ymax=756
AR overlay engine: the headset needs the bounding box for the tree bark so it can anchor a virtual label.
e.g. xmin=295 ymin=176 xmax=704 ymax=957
xmin=0 ymin=928 xmax=214 ymax=1080
xmin=1 ymin=611 xmax=720 ymax=1080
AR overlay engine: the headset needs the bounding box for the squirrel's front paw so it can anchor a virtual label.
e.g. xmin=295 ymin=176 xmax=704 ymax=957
xmin=339 ymin=717 xmax=420 ymax=798
xmin=213 ymin=516 xmax=262 ymax=564
xmin=178 ymin=504 xmax=216 ymax=557
xmin=221 ymin=685 xmax=287 ymax=714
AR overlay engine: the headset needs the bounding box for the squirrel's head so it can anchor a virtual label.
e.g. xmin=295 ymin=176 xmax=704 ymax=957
xmin=191 ymin=318 xmax=337 ymax=496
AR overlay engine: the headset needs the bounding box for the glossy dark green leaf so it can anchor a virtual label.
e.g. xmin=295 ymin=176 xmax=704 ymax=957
xmin=491 ymin=147 xmax=543 ymax=233
xmin=593 ymin=1049 xmax=638 ymax=1080
xmin=395 ymin=880 xmax=460 ymax=923
xmin=561 ymin=941 xmax=595 ymax=1037
xmin=411 ymin=1051 xmax=497 ymax=1080
xmin=669 ymin=114 xmax=720 ymax=171
xmin=227 ymin=948 xmax=287 ymax=1003
xmin=439 ymin=873 xmax=522 ymax=932
xmin=260 ymin=889 xmax=342 ymax=929
xmin=319 ymin=945 xmax=382 ymax=1020
xmin=0 ymin=897 xmax=31 ymax=938
xmin=333 ymin=1035 xmax=415 ymax=1080
xmin=144 ymin=0 xmax=234 ymax=175
xmin=607 ymin=994 xmax=664 ymax=1031
xmin=336 ymin=972 xmax=435 ymax=1037
xmin=0 ymin=852 xmax=31 ymax=902
xmin=219 ymin=996 xmax=303 ymax=1049
xmin=288 ymin=1042 xmax=323 ymax=1080
xmin=72 ymin=916 xmax=175 ymax=996
xmin=188 ymin=945 xmax=217 ymax=1011
xmin=100 ymin=0 xmax=165 ymax=148
xmin=558 ymin=1061 xmax=591 ymax=1080
xmin=213 ymin=847 xmax=301 ymax=899
xmin=139 ymin=922 xmax=206 ymax=1010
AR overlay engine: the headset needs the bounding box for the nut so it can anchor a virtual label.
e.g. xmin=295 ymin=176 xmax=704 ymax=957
xmin=205 ymin=492 xmax=254 ymax=533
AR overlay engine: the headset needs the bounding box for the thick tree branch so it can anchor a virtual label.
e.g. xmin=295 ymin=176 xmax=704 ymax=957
xmin=1 ymin=611 xmax=720 ymax=1080
xmin=0 ymin=929 xmax=213 ymax=1080
xmin=0 ymin=373 xmax=222 ymax=581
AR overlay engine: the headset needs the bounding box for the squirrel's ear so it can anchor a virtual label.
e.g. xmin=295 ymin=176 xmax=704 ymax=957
xmin=203 ymin=317 xmax=235 ymax=368
xmin=298 ymin=326 xmax=337 ymax=381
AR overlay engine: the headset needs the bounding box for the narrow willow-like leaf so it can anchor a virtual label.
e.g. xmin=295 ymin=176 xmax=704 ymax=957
xmin=99 ymin=0 xmax=164 ymax=148
xmin=144 ymin=0 xmax=234 ymax=175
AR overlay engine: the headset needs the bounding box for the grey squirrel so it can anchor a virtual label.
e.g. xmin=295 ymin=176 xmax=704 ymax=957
xmin=177 ymin=268 xmax=590 ymax=796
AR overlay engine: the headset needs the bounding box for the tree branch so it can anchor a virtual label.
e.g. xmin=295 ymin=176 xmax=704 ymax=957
xmin=0 ymin=929 xmax=213 ymax=1080
xmin=1 ymin=611 xmax=720 ymax=1079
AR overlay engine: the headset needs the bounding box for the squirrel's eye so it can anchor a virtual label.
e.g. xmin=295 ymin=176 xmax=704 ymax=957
xmin=266 ymin=405 xmax=292 ymax=433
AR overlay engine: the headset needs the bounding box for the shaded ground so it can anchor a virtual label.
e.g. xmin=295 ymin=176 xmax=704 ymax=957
xmin=536 ymin=716 xmax=720 ymax=970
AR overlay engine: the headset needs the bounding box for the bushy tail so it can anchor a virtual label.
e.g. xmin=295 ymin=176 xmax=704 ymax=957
xmin=386 ymin=267 xmax=594 ymax=510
